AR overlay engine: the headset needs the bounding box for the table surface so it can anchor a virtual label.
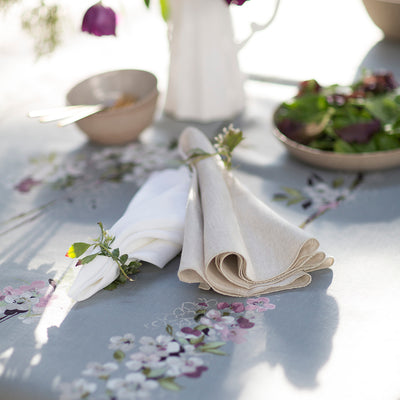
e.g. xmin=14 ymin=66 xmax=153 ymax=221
xmin=1 ymin=1 xmax=400 ymax=399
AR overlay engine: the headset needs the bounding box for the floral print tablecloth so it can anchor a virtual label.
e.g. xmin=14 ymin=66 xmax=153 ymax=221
xmin=1 ymin=93 xmax=400 ymax=400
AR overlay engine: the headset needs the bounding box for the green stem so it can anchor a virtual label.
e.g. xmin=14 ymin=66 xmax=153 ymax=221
xmin=299 ymin=207 xmax=329 ymax=229
xmin=97 ymin=242 xmax=133 ymax=282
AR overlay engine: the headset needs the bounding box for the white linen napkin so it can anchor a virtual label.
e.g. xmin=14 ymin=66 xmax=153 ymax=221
xmin=177 ymin=126 xmax=334 ymax=297
xmin=68 ymin=166 xmax=191 ymax=301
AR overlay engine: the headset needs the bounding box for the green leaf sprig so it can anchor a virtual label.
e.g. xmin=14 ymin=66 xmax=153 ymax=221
xmin=66 ymin=222 xmax=141 ymax=290
xmin=213 ymin=124 xmax=244 ymax=170
xmin=185 ymin=124 xmax=244 ymax=170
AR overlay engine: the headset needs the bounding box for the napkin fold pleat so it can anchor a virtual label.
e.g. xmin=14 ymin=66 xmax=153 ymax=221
xmin=68 ymin=167 xmax=191 ymax=301
xmin=178 ymin=126 xmax=333 ymax=297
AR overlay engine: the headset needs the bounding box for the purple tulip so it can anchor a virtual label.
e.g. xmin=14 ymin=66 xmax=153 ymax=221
xmin=225 ymin=0 xmax=249 ymax=5
xmin=14 ymin=177 xmax=41 ymax=193
xmin=81 ymin=3 xmax=117 ymax=36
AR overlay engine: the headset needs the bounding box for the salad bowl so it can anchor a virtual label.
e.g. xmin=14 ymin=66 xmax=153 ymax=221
xmin=273 ymin=71 xmax=400 ymax=171
xmin=273 ymin=126 xmax=400 ymax=171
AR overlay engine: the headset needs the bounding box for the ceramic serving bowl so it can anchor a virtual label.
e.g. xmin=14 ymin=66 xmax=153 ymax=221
xmin=273 ymin=126 xmax=400 ymax=171
xmin=66 ymin=69 xmax=159 ymax=145
xmin=363 ymin=0 xmax=400 ymax=41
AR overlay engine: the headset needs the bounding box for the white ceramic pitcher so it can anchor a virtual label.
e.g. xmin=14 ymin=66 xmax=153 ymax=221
xmin=164 ymin=0 xmax=280 ymax=123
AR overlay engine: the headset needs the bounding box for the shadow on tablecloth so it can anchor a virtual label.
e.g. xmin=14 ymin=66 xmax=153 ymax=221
xmin=263 ymin=268 xmax=338 ymax=388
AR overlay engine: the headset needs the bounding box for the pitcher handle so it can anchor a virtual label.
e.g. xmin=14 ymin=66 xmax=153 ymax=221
xmin=237 ymin=0 xmax=281 ymax=51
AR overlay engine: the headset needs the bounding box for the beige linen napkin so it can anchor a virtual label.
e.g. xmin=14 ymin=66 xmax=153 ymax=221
xmin=178 ymin=127 xmax=334 ymax=297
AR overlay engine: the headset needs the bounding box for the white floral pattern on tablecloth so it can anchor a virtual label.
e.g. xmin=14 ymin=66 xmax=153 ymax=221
xmin=14 ymin=141 xmax=180 ymax=193
xmin=273 ymin=172 xmax=364 ymax=228
xmin=1 ymin=141 xmax=180 ymax=235
xmin=0 ymin=280 xmax=56 ymax=324
xmin=57 ymin=297 xmax=276 ymax=399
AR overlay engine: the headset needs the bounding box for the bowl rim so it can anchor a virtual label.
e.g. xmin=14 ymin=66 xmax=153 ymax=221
xmin=66 ymin=69 xmax=159 ymax=116
xmin=272 ymin=107 xmax=400 ymax=171
xmin=273 ymin=125 xmax=400 ymax=160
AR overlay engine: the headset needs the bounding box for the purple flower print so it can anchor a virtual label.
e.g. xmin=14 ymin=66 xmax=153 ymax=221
xmin=58 ymin=298 xmax=277 ymax=399
xmin=217 ymin=302 xmax=230 ymax=310
xmin=14 ymin=177 xmax=42 ymax=193
xmin=184 ymin=365 xmax=208 ymax=378
xmin=245 ymin=297 xmax=276 ymax=312
xmin=199 ymin=309 xmax=235 ymax=328
xmin=180 ymin=327 xmax=202 ymax=337
xmin=217 ymin=302 xmax=245 ymax=312
xmin=237 ymin=317 xmax=255 ymax=329
xmin=0 ymin=280 xmax=55 ymax=324
xmin=231 ymin=302 xmax=245 ymax=313
xmin=199 ymin=309 xmax=256 ymax=344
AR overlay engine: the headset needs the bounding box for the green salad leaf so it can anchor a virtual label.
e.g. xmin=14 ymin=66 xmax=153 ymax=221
xmin=274 ymin=71 xmax=400 ymax=153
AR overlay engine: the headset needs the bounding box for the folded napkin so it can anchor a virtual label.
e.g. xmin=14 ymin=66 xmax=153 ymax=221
xmin=178 ymin=127 xmax=334 ymax=297
xmin=69 ymin=167 xmax=191 ymax=301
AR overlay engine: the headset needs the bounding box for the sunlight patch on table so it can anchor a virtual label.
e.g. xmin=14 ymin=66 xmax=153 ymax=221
xmin=238 ymin=362 xmax=276 ymax=400
xmin=0 ymin=347 xmax=14 ymax=376
xmin=30 ymin=353 xmax=41 ymax=367
xmin=34 ymin=266 xmax=77 ymax=347
xmin=238 ymin=362 xmax=317 ymax=400
xmin=22 ymin=352 xmax=43 ymax=380
xmin=318 ymin=297 xmax=400 ymax=399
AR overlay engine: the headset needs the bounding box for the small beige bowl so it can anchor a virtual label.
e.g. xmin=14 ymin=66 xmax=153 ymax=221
xmin=66 ymin=69 xmax=159 ymax=145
